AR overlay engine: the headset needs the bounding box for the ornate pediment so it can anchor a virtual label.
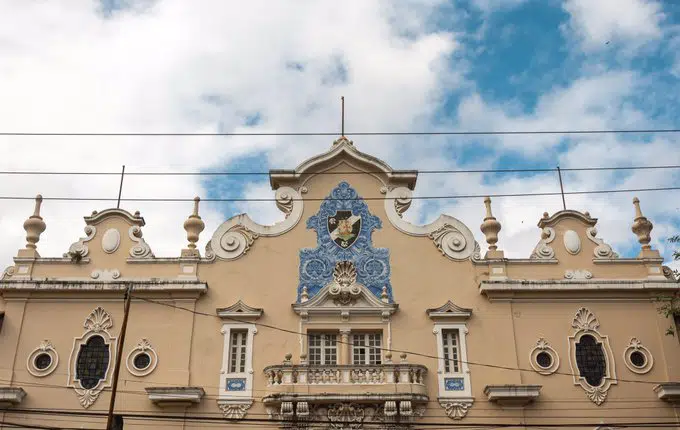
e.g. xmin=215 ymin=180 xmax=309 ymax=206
xmin=217 ymin=300 xmax=263 ymax=320
xmin=293 ymin=263 xmax=398 ymax=321
xmin=426 ymin=301 xmax=472 ymax=321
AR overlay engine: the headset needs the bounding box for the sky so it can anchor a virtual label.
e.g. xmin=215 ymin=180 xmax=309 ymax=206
xmin=0 ymin=0 xmax=679 ymax=270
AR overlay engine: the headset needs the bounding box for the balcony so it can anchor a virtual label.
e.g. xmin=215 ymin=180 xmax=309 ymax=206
xmin=263 ymin=362 xmax=428 ymax=396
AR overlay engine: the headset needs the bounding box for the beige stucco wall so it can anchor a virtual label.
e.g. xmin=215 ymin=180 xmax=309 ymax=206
xmin=1 ymin=143 xmax=678 ymax=429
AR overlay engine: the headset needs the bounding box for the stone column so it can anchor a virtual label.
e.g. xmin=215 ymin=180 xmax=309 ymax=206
xmin=339 ymin=328 xmax=351 ymax=365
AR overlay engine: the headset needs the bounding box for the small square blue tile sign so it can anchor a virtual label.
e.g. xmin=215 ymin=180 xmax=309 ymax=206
xmin=226 ymin=378 xmax=246 ymax=391
xmin=444 ymin=377 xmax=465 ymax=391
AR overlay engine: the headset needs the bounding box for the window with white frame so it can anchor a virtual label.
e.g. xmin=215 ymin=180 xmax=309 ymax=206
xmin=308 ymin=333 xmax=337 ymax=365
xmin=220 ymin=323 xmax=256 ymax=399
xmin=351 ymin=333 xmax=382 ymax=365
xmin=433 ymin=323 xmax=472 ymax=399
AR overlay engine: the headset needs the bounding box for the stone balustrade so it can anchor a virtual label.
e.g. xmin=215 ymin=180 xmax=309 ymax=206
xmin=264 ymin=363 xmax=427 ymax=387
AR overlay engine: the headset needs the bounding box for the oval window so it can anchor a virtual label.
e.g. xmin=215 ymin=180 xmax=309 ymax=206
xmin=76 ymin=335 xmax=110 ymax=389
xmin=575 ymin=334 xmax=607 ymax=387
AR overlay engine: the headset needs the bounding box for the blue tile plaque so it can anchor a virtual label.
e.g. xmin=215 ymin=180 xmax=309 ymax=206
xmin=444 ymin=377 xmax=465 ymax=391
xmin=226 ymin=378 xmax=246 ymax=391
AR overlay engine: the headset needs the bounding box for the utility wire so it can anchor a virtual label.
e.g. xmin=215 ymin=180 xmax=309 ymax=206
xmin=132 ymin=296 xmax=673 ymax=386
xmin=0 ymin=185 xmax=679 ymax=203
xmin=1 ymin=128 xmax=680 ymax=136
xmin=0 ymin=164 xmax=678 ymax=176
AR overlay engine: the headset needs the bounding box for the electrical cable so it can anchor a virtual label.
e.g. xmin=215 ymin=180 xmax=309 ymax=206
xmin=132 ymin=296 xmax=675 ymax=387
xmin=0 ymin=185 xmax=679 ymax=203
xmin=1 ymin=128 xmax=680 ymax=136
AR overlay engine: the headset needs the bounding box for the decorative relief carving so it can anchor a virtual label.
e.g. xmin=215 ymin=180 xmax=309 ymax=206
xmin=563 ymin=230 xmax=581 ymax=255
xmin=218 ymin=225 xmax=259 ymax=260
xmin=586 ymin=227 xmax=618 ymax=259
xmin=218 ymin=400 xmax=252 ymax=419
xmin=101 ymin=228 xmax=121 ymax=254
xmin=623 ymin=337 xmax=653 ymax=374
xmin=68 ymin=307 xmax=117 ymax=409
xmin=329 ymin=261 xmax=362 ymax=305
xmin=26 ymin=340 xmax=59 ymax=377
xmin=299 ymin=182 xmax=391 ymax=302
xmin=439 ymin=400 xmax=473 ymax=420
xmin=564 ymin=269 xmax=593 ymax=280
xmin=568 ymin=308 xmax=617 ymax=406
xmin=531 ymin=227 xmax=555 ymax=259
xmin=64 ymin=226 xmax=96 ymax=260
xmin=128 ymin=226 xmax=154 ymax=258
xmin=125 ymin=338 xmax=158 ymax=377
xmin=327 ymin=403 xmax=365 ymax=429
xmin=90 ymin=269 xmax=121 ymax=281
xmin=383 ymin=186 xmax=478 ymax=261
xmin=529 ymin=337 xmax=560 ymax=375
xmin=209 ymin=186 xmax=304 ymax=261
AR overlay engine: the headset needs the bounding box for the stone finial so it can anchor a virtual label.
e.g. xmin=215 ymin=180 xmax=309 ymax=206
xmin=480 ymin=197 xmax=501 ymax=251
xmin=381 ymin=286 xmax=389 ymax=303
xmin=631 ymin=197 xmax=653 ymax=250
xmin=23 ymin=195 xmax=46 ymax=250
xmin=300 ymin=287 xmax=309 ymax=303
xmin=183 ymin=197 xmax=205 ymax=250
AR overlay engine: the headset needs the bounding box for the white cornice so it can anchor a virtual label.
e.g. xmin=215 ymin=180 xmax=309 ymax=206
xmin=217 ymin=300 xmax=263 ymax=320
xmin=293 ymin=283 xmax=398 ymax=319
xmin=0 ymin=279 xmax=208 ymax=293
xmin=427 ymin=301 xmax=472 ymax=321
xmin=84 ymin=208 xmax=145 ymax=226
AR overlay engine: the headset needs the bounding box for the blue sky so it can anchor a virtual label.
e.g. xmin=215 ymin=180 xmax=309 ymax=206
xmin=0 ymin=0 xmax=678 ymax=267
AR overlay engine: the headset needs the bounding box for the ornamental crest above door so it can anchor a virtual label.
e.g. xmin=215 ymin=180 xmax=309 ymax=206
xmin=299 ymin=182 xmax=391 ymax=303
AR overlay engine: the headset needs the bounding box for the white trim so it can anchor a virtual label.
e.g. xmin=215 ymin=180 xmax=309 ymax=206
xmin=567 ymin=308 xmax=617 ymax=406
xmin=529 ymin=337 xmax=560 ymax=376
xmin=433 ymin=323 xmax=472 ymax=399
xmin=67 ymin=307 xmax=118 ymax=409
xmin=219 ymin=322 xmax=257 ymax=400
xmin=125 ymin=338 xmax=159 ymax=377
xmin=622 ymin=337 xmax=654 ymax=375
xmin=26 ymin=340 xmax=59 ymax=377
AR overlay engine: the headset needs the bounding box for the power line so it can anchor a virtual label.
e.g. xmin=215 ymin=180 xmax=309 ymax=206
xmin=1 ymin=128 xmax=680 ymax=136
xmin=0 ymin=185 xmax=678 ymax=203
xmin=0 ymin=164 xmax=678 ymax=176
xmin=132 ymin=296 xmax=672 ymax=387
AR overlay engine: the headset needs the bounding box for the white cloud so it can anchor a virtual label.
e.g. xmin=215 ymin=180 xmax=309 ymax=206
xmin=563 ymin=0 xmax=664 ymax=50
xmin=0 ymin=0 xmax=458 ymax=265
xmin=469 ymin=0 xmax=527 ymax=13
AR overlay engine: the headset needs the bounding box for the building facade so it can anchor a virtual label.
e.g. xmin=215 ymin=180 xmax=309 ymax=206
xmin=1 ymin=137 xmax=679 ymax=429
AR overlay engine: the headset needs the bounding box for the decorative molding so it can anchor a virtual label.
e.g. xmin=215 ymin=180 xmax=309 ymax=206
xmin=26 ymin=340 xmax=59 ymax=377
xmin=269 ymin=137 xmax=418 ymax=191
xmin=654 ymin=382 xmax=680 ymax=404
xmin=565 ymin=269 xmax=593 ymax=280
xmin=292 ymin=281 xmax=398 ymax=321
xmin=622 ymin=337 xmax=653 ymax=374
xmin=101 ymin=228 xmax=121 ymax=254
xmin=84 ymin=208 xmax=145 ymax=226
xmin=383 ymin=186 xmax=478 ymax=261
xmin=434 ymin=323 xmax=473 ymax=402
xmin=64 ymin=226 xmax=96 ymax=260
xmin=219 ymin=323 xmax=257 ymax=401
xmin=439 ymin=399 xmax=473 ymax=420
xmin=300 ymin=182 xmax=392 ymax=302
xmin=0 ymin=388 xmax=26 ymax=408
xmin=126 ymin=338 xmax=158 ymax=377
xmin=328 ymin=261 xmax=362 ymax=305
xmin=531 ymin=227 xmax=556 ymax=259
xmin=208 ymin=186 xmax=304 ymax=261
xmin=0 ymin=279 xmax=208 ymax=294
xmin=217 ymin=300 xmax=264 ymax=320
xmin=145 ymin=387 xmax=204 ymax=408
xmin=529 ymin=337 xmax=560 ymax=375
xmin=427 ymin=301 xmax=473 ymax=321
xmin=563 ymin=230 xmax=581 ymax=255
xmin=484 ymin=385 xmax=541 ymax=407
xmin=129 ymin=226 xmax=154 ymax=259
xmin=218 ymin=400 xmax=253 ymax=419
xmin=90 ymin=269 xmax=121 ymax=281
xmin=538 ymin=210 xmax=597 ymax=228
xmin=586 ymin=227 xmax=618 ymax=260
xmin=68 ymin=307 xmax=117 ymax=409
xmin=567 ymin=308 xmax=617 ymax=405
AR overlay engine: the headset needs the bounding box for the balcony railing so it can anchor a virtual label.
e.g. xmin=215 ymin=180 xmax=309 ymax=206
xmin=264 ymin=363 xmax=427 ymax=386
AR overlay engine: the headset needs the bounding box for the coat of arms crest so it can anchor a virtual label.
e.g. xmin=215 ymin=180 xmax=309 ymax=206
xmin=328 ymin=210 xmax=361 ymax=249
